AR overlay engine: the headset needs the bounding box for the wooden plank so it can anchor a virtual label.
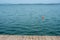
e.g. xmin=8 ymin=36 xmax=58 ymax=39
xmin=0 ymin=35 xmax=60 ymax=40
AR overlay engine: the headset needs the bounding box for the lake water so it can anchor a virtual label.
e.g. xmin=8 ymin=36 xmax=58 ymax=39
xmin=0 ymin=4 xmax=60 ymax=36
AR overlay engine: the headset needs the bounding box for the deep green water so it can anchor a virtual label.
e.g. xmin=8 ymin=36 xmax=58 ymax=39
xmin=0 ymin=4 xmax=60 ymax=35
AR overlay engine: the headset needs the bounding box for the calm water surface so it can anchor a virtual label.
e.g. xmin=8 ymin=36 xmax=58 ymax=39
xmin=0 ymin=4 xmax=60 ymax=35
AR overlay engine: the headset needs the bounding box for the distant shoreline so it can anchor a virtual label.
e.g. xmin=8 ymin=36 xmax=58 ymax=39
xmin=0 ymin=3 xmax=60 ymax=5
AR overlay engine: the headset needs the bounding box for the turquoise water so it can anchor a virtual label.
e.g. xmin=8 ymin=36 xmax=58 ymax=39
xmin=0 ymin=4 xmax=60 ymax=35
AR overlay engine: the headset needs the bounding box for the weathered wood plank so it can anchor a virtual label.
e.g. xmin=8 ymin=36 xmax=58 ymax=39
xmin=0 ymin=35 xmax=60 ymax=40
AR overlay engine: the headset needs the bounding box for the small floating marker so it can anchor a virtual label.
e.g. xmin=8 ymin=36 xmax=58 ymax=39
xmin=42 ymin=16 xmax=44 ymax=21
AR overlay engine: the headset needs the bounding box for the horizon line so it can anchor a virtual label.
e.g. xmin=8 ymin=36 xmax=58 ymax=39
xmin=0 ymin=3 xmax=60 ymax=4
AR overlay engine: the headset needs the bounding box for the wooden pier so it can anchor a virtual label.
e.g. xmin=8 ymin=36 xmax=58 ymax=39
xmin=0 ymin=35 xmax=60 ymax=40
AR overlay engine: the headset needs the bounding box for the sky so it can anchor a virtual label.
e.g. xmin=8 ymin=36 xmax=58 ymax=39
xmin=0 ymin=0 xmax=60 ymax=4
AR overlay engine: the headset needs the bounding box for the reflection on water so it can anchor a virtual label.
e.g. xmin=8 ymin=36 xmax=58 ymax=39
xmin=0 ymin=4 xmax=60 ymax=35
